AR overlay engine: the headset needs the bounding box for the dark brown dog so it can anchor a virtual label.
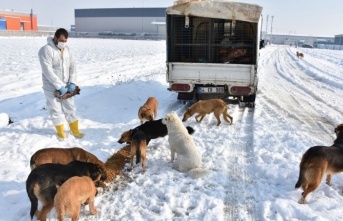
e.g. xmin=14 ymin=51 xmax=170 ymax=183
xmin=295 ymin=124 xmax=343 ymax=204
xmin=138 ymin=97 xmax=158 ymax=124
xmin=26 ymin=161 xmax=106 ymax=221
xmin=130 ymin=130 xmax=148 ymax=172
xmin=182 ymin=99 xmax=233 ymax=126
xmin=54 ymin=176 xmax=98 ymax=221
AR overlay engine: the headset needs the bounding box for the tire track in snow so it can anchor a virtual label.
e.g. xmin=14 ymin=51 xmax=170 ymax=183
xmin=224 ymin=105 xmax=257 ymax=221
xmin=258 ymin=47 xmax=340 ymax=142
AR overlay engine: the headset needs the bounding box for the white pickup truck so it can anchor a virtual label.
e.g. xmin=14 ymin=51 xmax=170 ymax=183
xmin=166 ymin=0 xmax=263 ymax=107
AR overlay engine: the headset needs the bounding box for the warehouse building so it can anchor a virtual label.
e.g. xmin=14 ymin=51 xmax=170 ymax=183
xmin=335 ymin=34 xmax=343 ymax=45
xmin=0 ymin=10 xmax=37 ymax=31
xmin=264 ymin=33 xmax=334 ymax=47
xmin=74 ymin=8 xmax=166 ymax=36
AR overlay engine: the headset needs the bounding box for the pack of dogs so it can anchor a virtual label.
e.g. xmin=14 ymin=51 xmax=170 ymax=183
xmin=25 ymin=95 xmax=342 ymax=220
xmin=26 ymin=97 xmax=232 ymax=220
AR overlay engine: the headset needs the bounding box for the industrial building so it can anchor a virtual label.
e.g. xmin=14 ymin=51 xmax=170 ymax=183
xmin=264 ymin=33 xmax=334 ymax=47
xmin=335 ymin=34 xmax=343 ymax=45
xmin=0 ymin=10 xmax=37 ymax=31
xmin=74 ymin=8 xmax=166 ymax=36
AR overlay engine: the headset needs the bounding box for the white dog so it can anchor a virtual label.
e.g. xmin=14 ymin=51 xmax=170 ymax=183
xmin=162 ymin=111 xmax=209 ymax=179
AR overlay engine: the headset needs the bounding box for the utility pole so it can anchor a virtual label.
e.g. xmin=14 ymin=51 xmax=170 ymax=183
xmin=30 ymin=9 xmax=33 ymax=30
xmin=265 ymin=14 xmax=269 ymax=34
xmin=270 ymin=15 xmax=274 ymax=44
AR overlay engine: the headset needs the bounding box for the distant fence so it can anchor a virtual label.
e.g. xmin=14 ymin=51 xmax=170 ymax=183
xmin=0 ymin=30 xmax=55 ymax=37
xmin=317 ymin=44 xmax=343 ymax=50
xmin=0 ymin=30 xmax=166 ymax=40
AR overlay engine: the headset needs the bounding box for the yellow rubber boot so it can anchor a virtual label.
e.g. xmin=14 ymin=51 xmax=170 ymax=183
xmin=69 ymin=120 xmax=84 ymax=138
xmin=55 ymin=124 xmax=66 ymax=139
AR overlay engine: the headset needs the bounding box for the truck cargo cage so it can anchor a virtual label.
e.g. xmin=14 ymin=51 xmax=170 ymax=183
xmin=167 ymin=15 xmax=258 ymax=65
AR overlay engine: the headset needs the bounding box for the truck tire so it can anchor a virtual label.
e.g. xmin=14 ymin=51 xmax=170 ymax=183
xmin=239 ymin=94 xmax=256 ymax=108
xmin=242 ymin=94 xmax=256 ymax=102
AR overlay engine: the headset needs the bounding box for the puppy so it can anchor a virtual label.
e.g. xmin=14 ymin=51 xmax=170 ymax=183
xmin=26 ymin=161 xmax=106 ymax=221
xmin=138 ymin=97 xmax=158 ymax=124
xmin=118 ymin=118 xmax=195 ymax=145
xmin=30 ymin=147 xmax=106 ymax=172
xmin=54 ymin=176 xmax=98 ymax=221
xmin=182 ymin=99 xmax=233 ymax=126
xmin=162 ymin=112 xmax=209 ymax=179
xmin=295 ymin=124 xmax=343 ymax=204
xmin=130 ymin=130 xmax=148 ymax=172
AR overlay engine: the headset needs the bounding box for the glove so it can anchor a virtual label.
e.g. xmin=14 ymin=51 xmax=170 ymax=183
xmin=58 ymin=86 xmax=67 ymax=95
xmin=67 ymin=82 xmax=76 ymax=93
xmin=54 ymin=86 xmax=81 ymax=99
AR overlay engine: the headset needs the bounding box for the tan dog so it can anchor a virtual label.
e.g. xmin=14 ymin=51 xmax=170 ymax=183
xmin=295 ymin=124 xmax=343 ymax=204
xmin=296 ymin=51 xmax=304 ymax=58
xmin=54 ymin=176 xmax=98 ymax=221
xmin=138 ymin=97 xmax=158 ymax=124
xmin=182 ymin=99 xmax=233 ymax=126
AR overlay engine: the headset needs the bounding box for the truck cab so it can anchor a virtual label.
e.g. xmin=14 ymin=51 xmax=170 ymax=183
xmin=166 ymin=0 xmax=263 ymax=106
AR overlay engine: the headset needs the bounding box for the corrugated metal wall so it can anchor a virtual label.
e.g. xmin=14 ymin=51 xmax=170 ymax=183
xmin=74 ymin=8 xmax=166 ymax=35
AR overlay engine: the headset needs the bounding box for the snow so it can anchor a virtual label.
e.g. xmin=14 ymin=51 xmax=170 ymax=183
xmin=0 ymin=37 xmax=343 ymax=221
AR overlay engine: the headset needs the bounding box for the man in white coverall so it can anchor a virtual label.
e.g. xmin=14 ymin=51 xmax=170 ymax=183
xmin=38 ymin=28 xmax=84 ymax=139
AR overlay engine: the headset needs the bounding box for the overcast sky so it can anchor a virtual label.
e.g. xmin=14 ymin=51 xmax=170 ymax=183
xmin=1 ymin=0 xmax=342 ymax=37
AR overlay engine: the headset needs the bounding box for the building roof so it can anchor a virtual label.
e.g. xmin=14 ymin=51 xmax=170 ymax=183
xmin=75 ymin=8 xmax=166 ymax=18
xmin=0 ymin=10 xmax=36 ymax=16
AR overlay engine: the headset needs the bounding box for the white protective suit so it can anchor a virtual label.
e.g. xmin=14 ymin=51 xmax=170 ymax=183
xmin=38 ymin=36 xmax=78 ymax=126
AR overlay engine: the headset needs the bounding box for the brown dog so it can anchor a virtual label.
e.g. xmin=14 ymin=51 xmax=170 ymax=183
xmin=138 ymin=97 xmax=158 ymax=124
xmin=182 ymin=99 xmax=233 ymax=126
xmin=295 ymin=124 xmax=343 ymax=204
xmin=26 ymin=161 xmax=105 ymax=221
xmin=296 ymin=51 xmax=304 ymax=58
xmin=30 ymin=147 xmax=106 ymax=171
xmin=54 ymin=176 xmax=98 ymax=221
xmin=130 ymin=130 xmax=147 ymax=172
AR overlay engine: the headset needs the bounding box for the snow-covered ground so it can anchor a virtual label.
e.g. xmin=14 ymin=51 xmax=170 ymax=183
xmin=0 ymin=37 xmax=343 ymax=221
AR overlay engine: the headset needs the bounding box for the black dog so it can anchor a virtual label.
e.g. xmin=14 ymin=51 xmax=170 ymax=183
xmin=118 ymin=118 xmax=195 ymax=144
xmin=26 ymin=160 xmax=106 ymax=221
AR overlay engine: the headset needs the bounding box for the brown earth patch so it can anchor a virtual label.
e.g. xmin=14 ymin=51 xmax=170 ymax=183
xmin=104 ymin=144 xmax=131 ymax=183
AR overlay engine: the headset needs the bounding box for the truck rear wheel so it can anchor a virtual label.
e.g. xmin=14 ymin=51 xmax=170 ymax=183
xmin=239 ymin=94 xmax=256 ymax=108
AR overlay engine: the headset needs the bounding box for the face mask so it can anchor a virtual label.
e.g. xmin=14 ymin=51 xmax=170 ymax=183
xmin=56 ymin=42 xmax=66 ymax=49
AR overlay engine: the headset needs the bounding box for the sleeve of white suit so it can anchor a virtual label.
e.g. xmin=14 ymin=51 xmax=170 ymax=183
xmin=68 ymin=48 xmax=77 ymax=84
xmin=38 ymin=47 xmax=65 ymax=90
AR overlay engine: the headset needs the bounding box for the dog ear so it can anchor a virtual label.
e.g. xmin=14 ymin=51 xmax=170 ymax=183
xmin=335 ymin=124 xmax=343 ymax=135
xmin=164 ymin=115 xmax=170 ymax=122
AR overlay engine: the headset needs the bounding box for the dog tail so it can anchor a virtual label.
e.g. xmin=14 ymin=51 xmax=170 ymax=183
xmin=223 ymin=107 xmax=233 ymax=124
xmin=188 ymin=168 xmax=210 ymax=179
xmin=295 ymin=167 xmax=304 ymax=189
xmin=186 ymin=126 xmax=195 ymax=135
xmin=29 ymin=154 xmax=37 ymax=170
xmin=26 ymin=175 xmax=39 ymax=220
